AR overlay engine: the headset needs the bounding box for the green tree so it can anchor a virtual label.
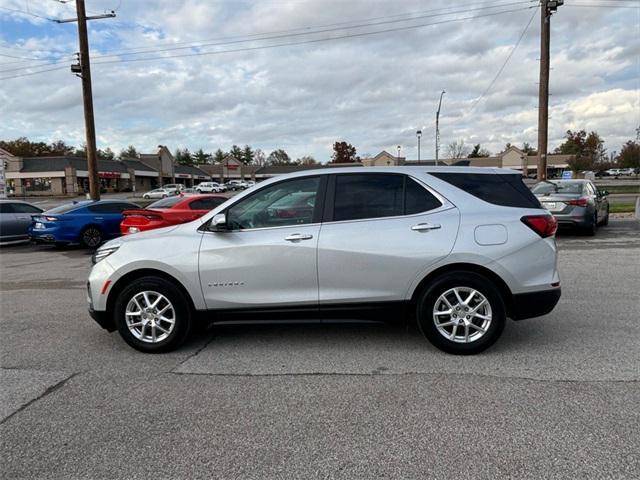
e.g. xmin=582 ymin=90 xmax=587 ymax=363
xmin=331 ymin=141 xmax=359 ymax=163
xmin=193 ymin=148 xmax=212 ymax=164
xmin=521 ymin=142 xmax=537 ymax=156
xmin=617 ymin=140 xmax=640 ymax=170
xmin=118 ymin=145 xmax=139 ymax=159
xmin=468 ymin=144 xmax=490 ymax=158
xmin=174 ymin=148 xmax=193 ymax=165
xmin=241 ymin=145 xmax=254 ymax=165
xmin=267 ymin=149 xmax=292 ymax=165
xmin=0 ymin=137 xmax=73 ymax=156
xmin=213 ymin=149 xmax=226 ymax=163
xmin=556 ymin=130 xmax=606 ymax=172
xmin=230 ymin=145 xmax=243 ymax=161
xmin=99 ymin=147 xmax=115 ymax=160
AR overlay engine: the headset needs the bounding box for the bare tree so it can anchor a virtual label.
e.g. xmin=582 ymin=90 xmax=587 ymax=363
xmin=446 ymin=140 xmax=470 ymax=159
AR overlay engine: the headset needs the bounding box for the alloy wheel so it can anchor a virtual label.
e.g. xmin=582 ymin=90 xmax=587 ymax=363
xmin=125 ymin=291 xmax=176 ymax=343
xmin=432 ymin=287 xmax=492 ymax=343
xmin=83 ymin=227 xmax=102 ymax=248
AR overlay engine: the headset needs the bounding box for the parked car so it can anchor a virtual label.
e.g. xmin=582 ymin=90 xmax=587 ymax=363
xmin=88 ymin=167 xmax=561 ymax=355
xmin=245 ymin=180 xmax=256 ymax=188
xmin=605 ymin=168 xmax=622 ymax=177
xmin=142 ymin=188 xmax=171 ymax=199
xmin=618 ymin=168 xmax=635 ymax=176
xmin=30 ymin=200 xmax=139 ymax=248
xmin=162 ymin=184 xmax=185 ymax=195
xmin=120 ymin=194 xmax=227 ymax=235
xmin=532 ymin=179 xmax=609 ymax=235
xmin=225 ymin=180 xmax=247 ymax=191
xmin=196 ymin=182 xmax=225 ymax=193
xmin=0 ymin=200 xmax=43 ymax=244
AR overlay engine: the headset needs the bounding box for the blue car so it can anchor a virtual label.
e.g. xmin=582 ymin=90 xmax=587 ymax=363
xmin=29 ymin=200 xmax=139 ymax=248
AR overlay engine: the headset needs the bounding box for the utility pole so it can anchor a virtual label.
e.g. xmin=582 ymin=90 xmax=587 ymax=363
xmin=435 ymin=90 xmax=446 ymax=166
xmin=537 ymin=0 xmax=563 ymax=181
xmin=59 ymin=2 xmax=116 ymax=200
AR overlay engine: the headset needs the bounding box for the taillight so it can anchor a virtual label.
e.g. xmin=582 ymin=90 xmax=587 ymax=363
xmin=44 ymin=216 xmax=58 ymax=221
xmin=521 ymin=215 xmax=557 ymax=238
xmin=564 ymin=198 xmax=589 ymax=207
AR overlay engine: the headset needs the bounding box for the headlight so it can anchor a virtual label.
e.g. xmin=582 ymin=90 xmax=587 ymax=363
xmin=92 ymin=246 xmax=119 ymax=265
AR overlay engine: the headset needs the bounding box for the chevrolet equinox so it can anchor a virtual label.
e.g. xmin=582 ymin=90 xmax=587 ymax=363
xmin=88 ymin=167 xmax=561 ymax=355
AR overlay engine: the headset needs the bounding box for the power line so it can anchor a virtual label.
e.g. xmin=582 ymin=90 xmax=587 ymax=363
xmin=465 ymin=5 xmax=539 ymax=116
xmin=90 ymin=0 xmax=538 ymax=57
xmin=0 ymin=65 xmax=69 ymax=80
xmin=0 ymin=5 xmax=56 ymax=21
xmin=1 ymin=3 xmax=535 ymax=74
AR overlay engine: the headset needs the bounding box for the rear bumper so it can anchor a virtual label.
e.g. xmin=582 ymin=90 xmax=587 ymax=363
xmin=509 ymin=288 xmax=561 ymax=321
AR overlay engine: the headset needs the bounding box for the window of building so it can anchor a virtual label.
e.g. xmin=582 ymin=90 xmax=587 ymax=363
xmin=24 ymin=178 xmax=52 ymax=192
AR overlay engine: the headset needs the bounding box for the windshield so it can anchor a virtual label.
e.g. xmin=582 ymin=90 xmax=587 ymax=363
xmin=147 ymin=196 xmax=183 ymax=209
xmin=532 ymin=181 xmax=584 ymax=195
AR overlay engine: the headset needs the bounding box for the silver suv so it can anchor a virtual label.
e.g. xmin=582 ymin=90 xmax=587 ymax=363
xmin=88 ymin=167 xmax=561 ymax=354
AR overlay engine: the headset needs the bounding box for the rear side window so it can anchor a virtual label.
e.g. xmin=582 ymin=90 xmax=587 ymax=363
xmin=0 ymin=203 xmax=15 ymax=213
xmin=431 ymin=172 xmax=541 ymax=208
xmin=13 ymin=203 xmax=42 ymax=214
xmin=333 ymin=174 xmax=404 ymax=221
xmin=332 ymin=174 xmax=442 ymax=222
xmin=46 ymin=203 xmax=84 ymax=214
xmin=88 ymin=203 xmax=137 ymax=214
xmin=189 ymin=197 xmax=225 ymax=210
xmin=148 ymin=196 xmax=183 ymax=209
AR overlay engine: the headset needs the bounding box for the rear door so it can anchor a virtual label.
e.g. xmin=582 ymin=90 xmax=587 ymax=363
xmin=317 ymin=173 xmax=459 ymax=304
xmin=0 ymin=203 xmax=19 ymax=239
xmin=12 ymin=203 xmax=43 ymax=238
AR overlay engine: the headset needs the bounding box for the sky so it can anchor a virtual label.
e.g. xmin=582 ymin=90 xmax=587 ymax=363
xmin=0 ymin=0 xmax=638 ymax=162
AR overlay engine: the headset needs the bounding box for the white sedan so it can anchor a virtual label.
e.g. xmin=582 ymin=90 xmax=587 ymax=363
xmin=142 ymin=188 xmax=171 ymax=199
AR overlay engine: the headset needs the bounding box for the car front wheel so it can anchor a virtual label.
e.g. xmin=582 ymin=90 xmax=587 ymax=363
xmin=114 ymin=276 xmax=192 ymax=353
xmin=416 ymin=271 xmax=506 ymax=355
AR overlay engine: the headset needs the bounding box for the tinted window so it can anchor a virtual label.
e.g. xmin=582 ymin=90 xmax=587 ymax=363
xmin=227 ymin=177 xmax=320 ymax=229
xmin=0 ymin=203 xmax=15 ymax=214
xmin=88 ymin=203 xmax=136 ymax=214
xmin=432 ymin=173 xmax=541 ymax=208
xmin=532 ymin=181 xmax=584 ymax=195
xmin=13 ymin=203 xmax=42 ymax=214
xmin=147 ymin=196 xmax=183 ymax=209
xmin=334 ymin=174 xmax=403 ymax=221
xmin=189 ymin=197 xmax=225 ymax=210
xmin=46 ymin=202 xmax=85 ymax=214
xmin=405 ymin=178 xmax=442 ymax=214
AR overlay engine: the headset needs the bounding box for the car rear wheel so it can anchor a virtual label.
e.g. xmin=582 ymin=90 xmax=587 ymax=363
xmin=114 ymin=276 xmax=192 ymax=353
xmin=80 ymin=226 xmax=103 ymax=248
xmin=416 ymin=271 xmax=506 ymax=355
xmin=585 ymin=212 xmax=597 ymax=236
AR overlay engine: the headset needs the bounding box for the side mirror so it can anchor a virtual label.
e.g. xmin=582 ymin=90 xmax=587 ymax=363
xmin=601 ymin=190 xmax=609 ymax=197
xmin=210 ymin=213 xmax=228 ymax=231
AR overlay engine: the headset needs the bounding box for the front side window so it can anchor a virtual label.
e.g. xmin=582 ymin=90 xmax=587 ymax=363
xmin=227 ymin=177 xmax=321 ymax=229
xmin=189 ymin=197 xmax=225 ymax=210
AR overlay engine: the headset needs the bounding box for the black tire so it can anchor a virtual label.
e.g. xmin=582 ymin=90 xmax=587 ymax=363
xmin=80 ymin=225 xmax=103 ymax=248
xmin=585 ymin=212 xmax=597 ymax=236
xmin=416 ymin=271 xmax=506 ymax=355
xmin=114 ymin=276 xmax=192 ymax=353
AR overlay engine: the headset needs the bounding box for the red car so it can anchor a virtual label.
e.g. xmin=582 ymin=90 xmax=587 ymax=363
xmin=120 ymin=194 xmax=226 ymax=235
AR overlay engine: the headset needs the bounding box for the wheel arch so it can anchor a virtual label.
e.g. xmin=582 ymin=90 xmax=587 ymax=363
xmin=106 ymin=268 xmax=198 ymax=318
xmin=409 ymin=263 xmax=514 ymax=316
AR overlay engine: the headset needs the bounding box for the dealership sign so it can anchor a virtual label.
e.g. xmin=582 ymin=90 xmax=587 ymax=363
xmin=99 ymin=171 xmax=121 ymax=178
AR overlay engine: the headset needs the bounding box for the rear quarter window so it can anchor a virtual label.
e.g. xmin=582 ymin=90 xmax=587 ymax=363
xmin=430 ymin=172 xmax=541 ymax=209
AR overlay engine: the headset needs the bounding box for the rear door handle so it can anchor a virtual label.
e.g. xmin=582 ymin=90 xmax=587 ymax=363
xmin=285 ymin=233 xmax=313 ymax=242
xmin=411 ymin=223 xmax=441 ymax=231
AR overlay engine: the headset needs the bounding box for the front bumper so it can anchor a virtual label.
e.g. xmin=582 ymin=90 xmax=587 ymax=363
xmin=510 ymin=288 xmax=561 ymax=320
xmin=89 ymin=307 xmax=116 ymax=332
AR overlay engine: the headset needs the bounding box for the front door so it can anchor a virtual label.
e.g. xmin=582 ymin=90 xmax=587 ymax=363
xmin=198 ymin=176 xmax=325 ymax=310
xmin=318 ymin=173 xmax=460 ymax=304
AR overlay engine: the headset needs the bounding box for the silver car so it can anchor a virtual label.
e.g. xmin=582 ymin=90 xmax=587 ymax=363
xmin=532 ymin=180 xmax=609 ymax=235
xmin=0 ymin=200 xmax=43 ymax=244
xmin=88 ymin=167 xmax=561 ymax=354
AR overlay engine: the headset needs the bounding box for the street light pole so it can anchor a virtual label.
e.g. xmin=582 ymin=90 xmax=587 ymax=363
xmin=397 ymin=145 xmax=401 ymax=164
xmin=416 ymin=130 xmax=422 ymax=164
xmin=435 ymin=90 xmax=446 ymax=166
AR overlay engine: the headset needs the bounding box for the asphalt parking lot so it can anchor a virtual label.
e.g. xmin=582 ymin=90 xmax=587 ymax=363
xmin=1 ymin=219 xmax=639 ymax=479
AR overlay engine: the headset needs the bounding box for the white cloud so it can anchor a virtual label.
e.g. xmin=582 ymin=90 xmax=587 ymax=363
xmin=0 ymin=0 xmax=638 ymax=160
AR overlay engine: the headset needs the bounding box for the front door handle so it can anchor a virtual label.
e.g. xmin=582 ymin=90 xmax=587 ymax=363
xmin=411 ymin=223 xmax=441 ymax=232
xmin=285 ymin=233 xmax=313 ymax=242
